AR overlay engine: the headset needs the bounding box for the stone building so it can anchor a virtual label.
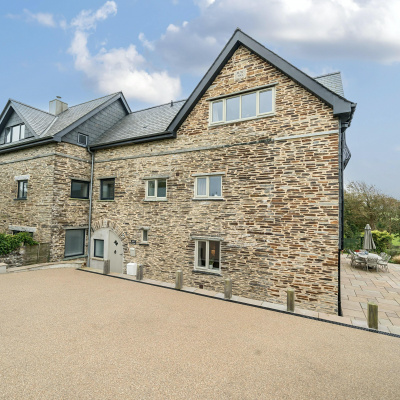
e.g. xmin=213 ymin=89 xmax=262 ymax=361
xmin=0 ymin=30 xmax=355 ymax=314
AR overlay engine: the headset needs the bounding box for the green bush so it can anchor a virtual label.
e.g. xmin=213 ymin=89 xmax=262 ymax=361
xmin=371 ymin=230 xmax=394 ymax=254
xmin=0 ymin=232 xmax=38 ymax=256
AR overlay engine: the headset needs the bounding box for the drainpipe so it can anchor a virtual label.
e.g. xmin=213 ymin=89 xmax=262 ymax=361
xmin=337 ymin=119 xmax=347 ymax=317
xmin=86 ymin=147 xmax=95 ymax=268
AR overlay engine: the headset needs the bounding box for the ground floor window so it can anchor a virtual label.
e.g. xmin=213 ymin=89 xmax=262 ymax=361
xmin=12 ymin=230 xmax=33 ymax=238
xmin=195 ymin=240 xmax=221 ymax=272
xmin=94 ymin=239 xmax=104 ymax=258
xmin=17 ymin=180 xmax=28 ymax=199
xmin=64 ymin=229 xmax=85 ymax=257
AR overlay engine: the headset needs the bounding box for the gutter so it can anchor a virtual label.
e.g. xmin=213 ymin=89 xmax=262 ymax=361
xmin=86 ymin=147 xmax=95 ymax=268
xmin=0 ymin=137 xmax=56 ymax=154
xmin=89 ymin=131 xmax=175 ymax=151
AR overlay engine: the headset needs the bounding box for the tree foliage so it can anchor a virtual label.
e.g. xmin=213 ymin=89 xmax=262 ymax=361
xmin=0 ymin=232 xmax=38 ymax=256
xmin=344 ymin=181 xmax=400 ymax=238
xmin=371 ymin=230 xmax=394 ymax=253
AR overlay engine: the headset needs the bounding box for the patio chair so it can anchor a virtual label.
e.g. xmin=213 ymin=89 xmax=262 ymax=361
xmin=350 ymin=250 xmax=367 ymax=269
xmin=366 ymin=255 xmax=379 ymax=271
xmin=377 ymin=255 xmax=391 ymax=272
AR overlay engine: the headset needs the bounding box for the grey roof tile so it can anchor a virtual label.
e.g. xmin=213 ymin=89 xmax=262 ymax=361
xmin=42 ymin=93 xmax=119 ymax=137
xmin=93 ymin=100 xmax=186 ymax=146
xmin=10 ymin=100 xmax=55 ymax=136
xmin=314 ymin=72 xmax=344 ymax=97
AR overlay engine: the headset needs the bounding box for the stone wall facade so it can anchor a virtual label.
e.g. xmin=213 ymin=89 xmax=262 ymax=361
xmin=0 ymin=142 xmax=91 ymax=262
xmin=91 ymin=46 xmax=341 ymax=314
xmin=0 ymin=45 xmax=342 ymax=313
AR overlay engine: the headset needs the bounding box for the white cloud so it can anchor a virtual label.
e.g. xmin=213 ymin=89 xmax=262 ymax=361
xmin=147 ymin=0 xmax=400 ymax=76
xmin=68 ymin=2 xmax=181 ymax=104
xmin=138 ymin=33 xmax=155 ymax=51
xmin=22 ymin=9 xmax=57 ymax=27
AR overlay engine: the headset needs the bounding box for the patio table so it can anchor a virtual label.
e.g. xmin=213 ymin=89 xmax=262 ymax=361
xmin=356 ymin=253 xmax=382 ymax=271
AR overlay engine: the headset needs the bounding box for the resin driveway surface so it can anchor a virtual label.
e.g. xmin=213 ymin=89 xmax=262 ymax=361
xmin=1 ymin=269 xmax=399 ymax=399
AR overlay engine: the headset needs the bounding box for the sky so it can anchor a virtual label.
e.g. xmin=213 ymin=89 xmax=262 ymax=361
xmin=1 ymin=0 xmax=399 ymax=199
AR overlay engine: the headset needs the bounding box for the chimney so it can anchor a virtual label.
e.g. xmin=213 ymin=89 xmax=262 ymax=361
xmin=49 ymin=96 xmax=68 ymax=115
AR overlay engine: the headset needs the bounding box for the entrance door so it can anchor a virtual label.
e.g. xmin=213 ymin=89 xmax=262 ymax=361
xmin=108 ymin=230 xmax=123 ymax=273
xmin=91 ymin=228 xmax=123 ymax=273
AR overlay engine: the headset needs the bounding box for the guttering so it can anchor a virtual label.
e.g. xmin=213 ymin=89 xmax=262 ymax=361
xmin=0 ymin=137 xmax=56 ymax=154
xmin=86 ymin=147 xmax=95 ymax=268
xmin=89 ymin=131 xmax=175 ymax=151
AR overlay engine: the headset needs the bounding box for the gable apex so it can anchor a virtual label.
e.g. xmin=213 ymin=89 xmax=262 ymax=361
xmin=168 ymin=29 xmax=356 ymax=133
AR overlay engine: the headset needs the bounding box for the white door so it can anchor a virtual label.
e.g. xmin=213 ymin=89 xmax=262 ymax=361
xmin=108 ymin=230 xmax=123 ymax=273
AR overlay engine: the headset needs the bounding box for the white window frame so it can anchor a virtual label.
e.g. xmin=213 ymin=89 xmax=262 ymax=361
xmin=209 ymin=87 xmax=275 ymax=125
xmin=194 ymin=175 xmax=222 ymax=199
xmin=5 ymin=123 xmax=26 ymax=144
xmin=142 ymin=229 xmax=148 ymax=243
xmin=145 ymin=179 xmax=167 ymax=201
xmin=194 ymin=240 xmax=221 ymax=273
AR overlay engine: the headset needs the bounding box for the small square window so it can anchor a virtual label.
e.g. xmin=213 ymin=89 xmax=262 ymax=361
xmin=78 ymin=133 xmax=88 ymax=146
xmin=100 ymin=179 xmax=115 ymax=200
xmin=195 ymin=240 xmax=221 ymax=272
xmin=145 ymin=179 xmax=167 ymax=200
xmin=94 ymin=239 xmax=104 ymax=258
xmin=17 ymin=180 xmax=28 ymax=199
xmin=71 ymin=180 xmax=89 ymax=199
xmin=195 ymin=175 xmax=222 ymax=199
xmin=64 ymin=229 xmax=85 ymax=258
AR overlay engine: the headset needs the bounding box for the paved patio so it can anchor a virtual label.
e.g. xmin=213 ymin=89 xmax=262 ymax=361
xmin=1 ymin=268 xmax=399 ymax=399
xmin=341 ymin=255 xmax=400 ymax=334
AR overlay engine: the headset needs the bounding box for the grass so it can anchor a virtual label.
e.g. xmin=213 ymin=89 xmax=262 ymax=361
xmin=392 ymin=236 xmax=400 ymax=247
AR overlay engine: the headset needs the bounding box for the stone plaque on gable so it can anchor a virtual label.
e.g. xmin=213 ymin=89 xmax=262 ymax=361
xmin=234 ymin=69 xmax=247 ymax=81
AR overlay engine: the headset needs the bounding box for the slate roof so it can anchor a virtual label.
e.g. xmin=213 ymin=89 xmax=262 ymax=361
xmin=42 ymin=93 xmax=120 ymax=138
xmin=314 ymin=72 xmax=344 ymax=97
xmin=93 ymin=100 xmax=186 ymax=146
xmin=10 ymin=100 xmax=54 ymax=137
xmin=1 ymin=93 xmax=123 ymax=142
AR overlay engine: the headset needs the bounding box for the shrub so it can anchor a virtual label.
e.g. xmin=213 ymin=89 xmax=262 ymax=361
xmin=371 ymin=230 xmax=394 ymax=254
xmin=0 ymin=232 xmax=38 ymax=256
xmin=391 ymin=255 xmax=400 ymax=264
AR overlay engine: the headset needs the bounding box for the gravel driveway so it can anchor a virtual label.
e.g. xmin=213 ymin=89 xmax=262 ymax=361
xmin=1 ymin=268 xmax=399 ymax=399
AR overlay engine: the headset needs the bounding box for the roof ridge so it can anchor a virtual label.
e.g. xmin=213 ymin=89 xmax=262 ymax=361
xmin=9 ymin=99 xmax=54 ymax=116
xmin=68 ymin=92 xmax=121 ymax=109
xmin=313 ymin=71 xmax=341 ymax=79
xmin=130 ymin=99 xmax=187 ymax=115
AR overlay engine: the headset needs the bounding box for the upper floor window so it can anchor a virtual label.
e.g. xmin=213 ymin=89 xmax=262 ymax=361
xmin=145 ymin=179 xmax=167 ymax=201
xmin=100 ymin=178 xmax=115 ymax=200
xmin=194 ymin=175 xmax=222 ymax=199
xmin=17 ymin=180 xmax=28 ymax=200
xmin=71 ymin=180 xmax=89 ymax=199
xmin=78 ymin=133 xmax=88 ymax=146
xmin=5 ymin=124 xmax=26 ymax=144
xmin=210 ymin=88 xmax=274 ymax=124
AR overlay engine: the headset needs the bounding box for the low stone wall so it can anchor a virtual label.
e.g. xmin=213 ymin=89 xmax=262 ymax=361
xmin=0 ymin=243 xmax=50 ymax=268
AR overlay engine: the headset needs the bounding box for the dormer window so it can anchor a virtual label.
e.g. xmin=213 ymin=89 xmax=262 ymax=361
xmin=209 ymin=86 xmax=275 ymax=125
xmin=5 ymin=124 xmax=26 ymax=144
xmin=78 ymin=133 xmax=88 ymax=146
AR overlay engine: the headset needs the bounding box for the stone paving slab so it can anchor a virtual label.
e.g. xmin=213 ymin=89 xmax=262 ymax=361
xmin=341 ymin=255 xmax=400 ymax=329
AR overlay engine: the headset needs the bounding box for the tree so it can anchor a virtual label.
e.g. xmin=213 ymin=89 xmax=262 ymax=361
xmin=344 ymin=181 xmax=400 ymax=238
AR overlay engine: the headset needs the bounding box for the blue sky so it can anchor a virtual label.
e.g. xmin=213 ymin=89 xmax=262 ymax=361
xmin=1 ymin=0 xmax=399 ymax=198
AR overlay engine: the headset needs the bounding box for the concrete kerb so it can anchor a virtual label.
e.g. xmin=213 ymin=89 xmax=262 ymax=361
xmin=5 ymin=261 xmax=83 ymax=273
xmin=76 ymin=268 xmax=400 ymax=339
